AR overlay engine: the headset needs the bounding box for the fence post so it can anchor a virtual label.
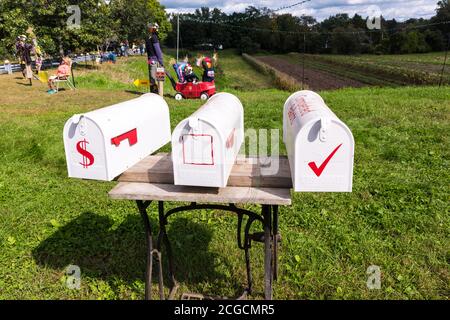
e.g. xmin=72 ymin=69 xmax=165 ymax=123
xmin=302 ymin=33 xmax=306 ymax=90
xmin=439 ymin=34 xmax=449 ymax=88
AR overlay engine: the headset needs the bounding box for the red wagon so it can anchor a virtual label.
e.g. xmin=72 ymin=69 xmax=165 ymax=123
xmin=174 ymin=81 xmax=216 ymax=101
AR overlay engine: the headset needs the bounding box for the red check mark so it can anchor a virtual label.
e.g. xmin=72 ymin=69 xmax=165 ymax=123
xmin=308 ymin=144 xmax=343 ymax=177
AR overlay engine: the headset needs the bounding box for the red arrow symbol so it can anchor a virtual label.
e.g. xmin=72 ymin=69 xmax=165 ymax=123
xmin=308 ymin=143 xmax=343 ymax=177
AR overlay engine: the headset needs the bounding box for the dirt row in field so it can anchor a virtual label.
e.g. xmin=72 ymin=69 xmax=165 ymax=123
xmin=257 ymin=56 xmax=366 ymax=91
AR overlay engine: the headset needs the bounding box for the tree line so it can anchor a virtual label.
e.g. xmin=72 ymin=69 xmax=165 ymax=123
xmin=165 ymin=1 xmax=450 ymax=55
xmin=0 ymin=1 xmax=449 ymax=60
xmin=0 ymin=0 xmax=171 ymax=59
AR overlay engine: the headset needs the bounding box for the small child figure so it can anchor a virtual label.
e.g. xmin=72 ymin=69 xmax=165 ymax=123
xmin=184 ymin=64 xmax=199 ymax=83
xmin=201 ymin=57 xmax=215 ymax=83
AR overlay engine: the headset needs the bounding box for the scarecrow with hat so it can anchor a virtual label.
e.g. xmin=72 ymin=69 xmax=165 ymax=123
xmin=145 ymin=22 xmax=164 ymax=94
xmin=15 ymin=34 xmax=34 ymax=85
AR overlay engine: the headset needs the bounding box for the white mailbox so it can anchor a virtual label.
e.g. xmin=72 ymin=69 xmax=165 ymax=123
xmin=172 ymin=92 xmax=244 ymax=188
xmin=63 ymin=93 xmax=171 ymax=181
xmin=283 ymin=90 xmax=354 ymax=192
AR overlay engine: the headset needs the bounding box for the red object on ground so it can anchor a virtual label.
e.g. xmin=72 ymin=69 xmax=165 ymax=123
xmin=175 ymin=81 xmax=216 ymax=100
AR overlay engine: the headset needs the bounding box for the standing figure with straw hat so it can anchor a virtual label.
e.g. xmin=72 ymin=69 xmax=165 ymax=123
xmin=145 ymin=22 xmax=164 ymax=94
xmin=16 ymin=35 xmax=34 ymax=86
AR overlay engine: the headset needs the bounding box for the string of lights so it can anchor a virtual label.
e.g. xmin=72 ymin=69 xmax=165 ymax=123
xmin=174 ymin=1 xmax=313 ymax=24
xmin=178 ymin=15 xmax=450 ymax=36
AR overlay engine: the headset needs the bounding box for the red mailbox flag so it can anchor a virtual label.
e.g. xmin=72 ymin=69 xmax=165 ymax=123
xmin=111 ymin=128 xmax=138 ymax=147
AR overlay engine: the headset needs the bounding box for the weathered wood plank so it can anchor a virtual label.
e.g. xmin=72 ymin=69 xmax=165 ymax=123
xmin=118 ymin=153 xmax=293 ymax=189
xmin=109 ymin=182 xmax=292 ymax=206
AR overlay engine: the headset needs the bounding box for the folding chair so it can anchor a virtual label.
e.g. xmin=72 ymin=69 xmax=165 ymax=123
xmin=54 ymin=61 xmax=75 ymax=92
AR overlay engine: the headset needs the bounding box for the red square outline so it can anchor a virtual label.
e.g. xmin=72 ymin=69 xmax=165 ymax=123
xmin=182 ymin=134 xmax=215 ymax=166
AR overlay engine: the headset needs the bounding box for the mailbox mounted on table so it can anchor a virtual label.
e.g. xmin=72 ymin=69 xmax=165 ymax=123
xmin=172 ymin=92 xmax=244 ymax=188
xmin=283 ymin=90 xmax=355 ymax=192
xmin=63 ymin=93 xmax=171 ymax=181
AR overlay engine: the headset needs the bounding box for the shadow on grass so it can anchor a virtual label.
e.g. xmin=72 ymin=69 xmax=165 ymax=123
xmin=124 ymin=91 xmax=176 ymax=100
xmin=32 ymin=211 xmax=235 ymax=296
xmin=73 ymin=64 xmax=98 ymax=70
xmin=124 ymin=90 xmax=144 ymax=96
xmin=15 ymin=82 xmax=31 ymax=86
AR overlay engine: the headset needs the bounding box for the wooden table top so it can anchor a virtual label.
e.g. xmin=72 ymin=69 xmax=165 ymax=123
xmin=109 ymin=153 xmax=292 ymax=206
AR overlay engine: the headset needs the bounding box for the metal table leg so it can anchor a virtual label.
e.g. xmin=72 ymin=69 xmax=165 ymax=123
xmin=136 ymin=201 xmax=278 ymax=300
xmin=136 ymin=200 xmax=153 ymax=300
xmin=272 ymin=205 xmax=279 ymax=281
xmin=243 ymin=216 xmax=254 ymax=296
xmin=157 ymin=201 xmax=179 ymax=299
xmin=263 ymin=205 xmax=273 ymax=300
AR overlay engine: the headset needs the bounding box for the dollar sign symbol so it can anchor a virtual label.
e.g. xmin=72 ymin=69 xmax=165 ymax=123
xmin=76 ymin=139 xmax=94 ymax=168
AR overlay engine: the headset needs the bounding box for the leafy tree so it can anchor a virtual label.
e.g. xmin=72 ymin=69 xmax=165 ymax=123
xmin=0 ymin=1 xmax=30 ymax=57
xmin=111 ymin=0 xmax=170 ymax=43
xmin=238 ymin=36 xmax=260 ymax=54
xmin=400 ymin=31 xmax=431 ymax=53
xmin=331 ymin=27 xmax=362 ymax=54
xmin=433 ymin=0 xmax=450 ymax=34
xmin=1 ymin=1 xmax=448 ymax=59
xmin=424 ymin=29 xmax=446 ymax=51
xmin=0 ymin=0 xmax=170 ymax=59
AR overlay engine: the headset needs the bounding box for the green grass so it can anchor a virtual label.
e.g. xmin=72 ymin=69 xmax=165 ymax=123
xmin=0 ymin=53 xmax=449 ymax=300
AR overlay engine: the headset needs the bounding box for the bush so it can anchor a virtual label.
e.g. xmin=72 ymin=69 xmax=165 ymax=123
xmin=400 ymin=31 xmax=431 ymax=54
xmin=331 ymin=27 xmax=362 ymax=54
xmin=238 ymin=36 xmax=260 ymax=55
xmin=242 ymin=53 xmax=302 ymax=91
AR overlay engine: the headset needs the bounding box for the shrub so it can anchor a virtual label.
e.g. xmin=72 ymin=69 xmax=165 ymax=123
xmin=242 ymin=53 xmax=303 ymax=91
xmin=238 ymin=37 xmax=260 ymax=55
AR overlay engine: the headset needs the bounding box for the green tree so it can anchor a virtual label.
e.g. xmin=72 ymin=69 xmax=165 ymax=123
xmin=331 ymin=26 xmax=362 ymax=54
xmin=0 ymin=1 xmax=30 ymax=58
xmin=433 ymin=0 xmax=450 ymax=34
xmin=112 ymin=0 xmax=171 ymax=44
xmin=400 ymin=31 xmax=431 ymax=53
xmin=0 ymin=0 xmax=171 ymax=58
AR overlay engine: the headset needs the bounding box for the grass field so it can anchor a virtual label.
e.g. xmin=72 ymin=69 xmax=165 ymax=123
xmin=257 ymin=51 xmax=450 ymax=89
xmin=0 ymin=51 xmax=449 ymax=300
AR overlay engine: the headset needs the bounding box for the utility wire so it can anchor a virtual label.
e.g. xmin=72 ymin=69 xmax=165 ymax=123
xmin=271 ymin=0 xmax=312 ymax=13
xmin=172 ymin=1 xmax=313 ymax=24
xmin=180 ymin=15 xmax=450 ymax=35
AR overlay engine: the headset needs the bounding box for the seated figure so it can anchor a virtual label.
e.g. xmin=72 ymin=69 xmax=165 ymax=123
xmin=47 ymin=56 xmax=71 ymax=94
xmin=184 ymin=64 xmax=199 ymax=83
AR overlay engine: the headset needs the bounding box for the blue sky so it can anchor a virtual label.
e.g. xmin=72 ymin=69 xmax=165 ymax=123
xmin=160 ymin=0 xmax=439 ymax=21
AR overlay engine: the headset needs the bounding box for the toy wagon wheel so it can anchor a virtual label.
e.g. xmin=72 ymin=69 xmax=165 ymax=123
xmin=200 ymin=92 xmax=209 ymax=100
xmin=175 ymin=93 xmax=183 ymax=101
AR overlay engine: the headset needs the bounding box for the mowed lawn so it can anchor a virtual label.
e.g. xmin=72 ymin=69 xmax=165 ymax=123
xmin=0 ymin=52 xmax=449 ymax=300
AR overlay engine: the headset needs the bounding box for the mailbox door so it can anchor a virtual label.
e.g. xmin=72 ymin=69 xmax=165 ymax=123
xmin=104 ymin=116 xmax=170 ymax=180
xmin=295 ymin=120 xmax=354 ymax=192
xmin=64 ymin=118 xmax=108 ymax=181
xmin=173 ymin=123 xmax=225 ymax=187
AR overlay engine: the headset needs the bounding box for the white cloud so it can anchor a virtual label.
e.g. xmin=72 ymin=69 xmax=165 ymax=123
xmin=161 ymin=0 xmax=438 ymax=21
